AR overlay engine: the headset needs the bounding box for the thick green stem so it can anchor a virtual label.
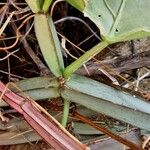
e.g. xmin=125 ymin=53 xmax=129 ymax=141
xmin=42 ymin=0 xmax=53 ymax=12
xmin=63 ymin=40 xmax=108 ymax=78
xmin=61 ymin=99 xmax=70 ymax=127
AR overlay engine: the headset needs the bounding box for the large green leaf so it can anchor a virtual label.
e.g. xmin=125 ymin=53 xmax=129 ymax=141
xmin=83 ymin=0 xmax=150 ymax=42
xmin=64 ymin=0 xmax=150 ymax=78
xmin=65 ymin=74 xmax=150 ymax=114
xmin=61 ymin=88 xmax=150 ymax=131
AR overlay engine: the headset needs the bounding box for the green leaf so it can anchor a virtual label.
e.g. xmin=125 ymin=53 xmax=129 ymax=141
xmin=0 ymin=77 xmax=60 ymax=107
xmin=34 ymin=14 xmax=64 ymax=77
xmin=25 ymin=0 xmax=44 ymax=13
xmin=65 ymin=74 xmax=150 ymax=114
xmin=65 ymin=0 xmax=86 ymax=11
xmin=63 ymin=41 xmax=108 ymax=78
xmin=22 ymin=88 xmax=60 ymax=100
xmin=64 ymin=0 xmax=150 ymax=78
xmin=83 ymin=0 xmax=150 ymax=43
xmin=10 ymin=77 xmax=59 ymax=92
xmin=0 ymin=88 xmax=60 ymax=107
xmin=73 ymin=122 xmax=102 ymax=135
xmin=48 ymin=17 xmax=64 ymax=71
xmin=73 ymin=122 xmax=127 ymax=135
xmin=61 ymin=87 xmax=150 ymax=131
xmin=13 ymin=77 xmax=60 ymax=101
xmin=42 ymin=0 xmax=53 ymax=12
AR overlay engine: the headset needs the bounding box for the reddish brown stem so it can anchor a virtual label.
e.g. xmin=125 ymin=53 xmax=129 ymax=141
xmin=0 ymin=82 xmax=88 ymax=150
xmin=74 ymin=112 xmax=144 ymax=150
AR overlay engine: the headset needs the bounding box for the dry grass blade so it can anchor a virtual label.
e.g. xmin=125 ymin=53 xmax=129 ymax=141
xmin=0 ymin=12 xmax=14 ymax=36
xmin=0 ymin=14 xmax=34 ymax=51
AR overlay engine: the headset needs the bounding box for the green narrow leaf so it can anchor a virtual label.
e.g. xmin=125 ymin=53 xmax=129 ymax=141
xmin=73 ymin=122 xmax=127 ymax=135
xmin=42 ymin=0 xmax=53 ymax=12
xmin=65 ymin=0 xmax=86 ymax=11
xmin=63 ymin=41 xmax=108 ymax=78
xmin=65 ymin=74 xmax=150 ymax=114
xmin=73 ymin=122 xmax=102 ymax=135
xmin=61 ymin=88 xmax=150 ymax=131
xmin=0 ymin=77 xmax=60 ymax=107
xmin=9 ymin=77 xmax=59 ymax=92
xmin=25 ymin=0 xmax=44 ymax=13
xmin=83 ymin=0 xmax=150 ymax=43
xmin=0 ymin=87 xmax=60 ymax=107
xmin=48 ymin=17 xmax=64 ymax=71
xmin=34 ymin=14 xmax=64 ymax=77
xmin=22 ymin=88 xmax=60 ymax=100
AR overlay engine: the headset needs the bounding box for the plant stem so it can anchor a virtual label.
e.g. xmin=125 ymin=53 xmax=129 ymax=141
xmin=63 ymin=40 xmax=108 ymax=78
xmin=61 ymin=99 xmax=70 ymax=127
